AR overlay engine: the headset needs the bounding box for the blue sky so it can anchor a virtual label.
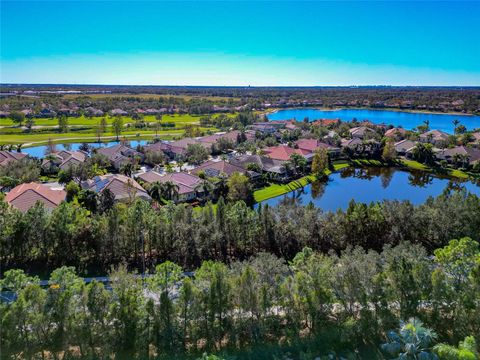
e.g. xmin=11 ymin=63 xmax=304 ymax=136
xmin=1 ymin=1 xmax=479 ymax=86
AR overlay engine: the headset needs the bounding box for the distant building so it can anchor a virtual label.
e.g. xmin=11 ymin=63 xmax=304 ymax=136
xmin=110 ymin=109 xmax=128 ymax=116
xmin=5 ymin=182 xmax=66 ymax=212
xmin=295 ymin=138 xmax=341 ymax=157
xmin=437 ymin=146 xmax=480 ymax=166
xmin=384 ymin=127 xmax=407 ymax=140
xmin=230 ymin=154 xmax=288 ymax=181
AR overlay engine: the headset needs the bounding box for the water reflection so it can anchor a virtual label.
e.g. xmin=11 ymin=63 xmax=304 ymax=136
xmin=257 ymin=166 xmax=480 ymax=212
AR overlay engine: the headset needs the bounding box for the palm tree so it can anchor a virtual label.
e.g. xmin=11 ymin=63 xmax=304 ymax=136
xmin=423 ymin=119 xmax=430 ymax=131
xmin=120 ymin=162 xmax=134 ymax=177
xmin=213 ymin=176 xmax=229 ymax=199
xmin=452 ymin=119 xmax=460 ymax=134
xmin=162 ymin=181 xmax=179 ymax=202
xmin=434 ymin=336 xmax=478 ymax=360
xmin=195 ymin=180 xmax=214 ymax=202
xmin=381 ymin=318 xmax=438 ymax=359
xmin=16 ymin=144 xmax=23 ymax=153
xmin=148 ymin=181 xmax=164 ymax=204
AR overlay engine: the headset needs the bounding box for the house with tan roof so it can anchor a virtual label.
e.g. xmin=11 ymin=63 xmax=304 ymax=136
xmin=0 ymin=151 xmax=27 ymax=167
xmin=384 ymin=127 xmax=407 ymax=140
xmin=262 ymin=145 xmax=311 ymax=162
xmin=136 ymin=171 xmax=202 ymax=202
xmin=394 ymin=139 xmax=418 ymax=158
xmin=42 ymin=150 xmax=87 ymax=171
xmin=349 ymin=126 xmax=376 ymax=139
xmin=5 ymin=182 xmax=66 ymax=212
xmin=295 ymin=139 xmax=341 ymax=157
xmin=96 ymin=144 xmax=143 ymax=170
xmin=82 ymin=174 xmax=150 ymax=203
xmin=436 ymin=146 xmax=480 ymax=166
xmin=230 ymin=154 xmax=288 ymax=181
xmin=191 ymin=159 xmax=250 ymax=178
xmin=419 ymin=130 xmax=450 ymax=147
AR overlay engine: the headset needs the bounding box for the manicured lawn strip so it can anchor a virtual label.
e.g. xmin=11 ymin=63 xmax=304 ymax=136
xmin=399 ymin=159 xmax=473 ymax=179
xmin=0 ymin=113 xmax=235 ymax=127
xmin=254 ymin=175 xmax=316 ymax=203
xmin=1 ymin=126 xmax=218 ymax=145
xmin=254 ymin=163 xmax=352 ymax=203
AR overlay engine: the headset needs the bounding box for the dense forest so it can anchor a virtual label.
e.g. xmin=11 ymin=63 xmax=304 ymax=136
xmin=1 ymin=188 xmax=479 ymax=274
xmin=1 ymin=237 xmax=479 ymax=359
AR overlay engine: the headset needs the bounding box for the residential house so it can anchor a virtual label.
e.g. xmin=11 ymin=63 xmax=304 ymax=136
xmin=96 ymin=144 xmax=143 ymax=170
xmin=230 ymin=154 xmax=288 ymax=181
xmin=0 ymin=151 xmax=27 ymax=167
xmin=349 ymin=126 xmax=376 ymax=139
xmin=295 ymin=138 xmax=341 ymax=157
xmin=419 ymin=130 xmax=450 ymax=147
xmin=312 ymin=119 xmax=340 ymax=127
xmin=436 ymin=146 xmax=480 ymax=166
xmin=110 ymin=109 xmax=128 ymax=116
xmin=5 ymin=182 xmax=66 ymax=212
xmin=247 ymin=123 xmax=277 ymax=135
xmin=191 ymin=159 xmax=252 ymax=178
xmin=394 ymin=139 xmax=418 ymax=158
xmin=41 ymin=150 xmax=87 ymax=171
xmin=136 ymin=171 xmax=202 ymax=202
xmin=263 ymin=145 xmax=311 ymax=162
xmin=384 ymin=127 xmax=407 ymax=141
xmin=82 ymin=174 xmax=150 ymax=202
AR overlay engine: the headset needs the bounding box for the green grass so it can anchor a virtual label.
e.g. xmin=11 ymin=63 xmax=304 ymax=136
xmin=399 ymin=159 xmax=473 ymax=179
xmin=0 ymin=114 xmax=209 ymax=127
xmin=0 ymin=114 xmax=223 ymax=145
xmin=254 ymin=163 xmax=352 ymax=203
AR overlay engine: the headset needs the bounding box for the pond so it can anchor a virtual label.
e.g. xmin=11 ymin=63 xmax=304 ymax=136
xmin=267 ymin=108 xmax=480 ymax=133
xmin=21 ymin=140 xmax=149 ymax=158
xmin=256 ymin=167 xmax=480 ymax=212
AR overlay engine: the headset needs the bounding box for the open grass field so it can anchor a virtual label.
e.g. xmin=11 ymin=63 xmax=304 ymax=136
xmin=0 ymin=114 xmax=224 ymax=146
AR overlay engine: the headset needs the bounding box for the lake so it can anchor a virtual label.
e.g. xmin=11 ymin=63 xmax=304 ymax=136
xmin=257 ymin=167 xmax=480 ymax=212
xmin=21 ymin=140 xmax=149 ymax=158
xmin=267 ymin=108 xmax=480 ymax=133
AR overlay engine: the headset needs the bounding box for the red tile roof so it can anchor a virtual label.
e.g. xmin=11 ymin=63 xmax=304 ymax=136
xmin=263 ymin=145 xmax=310 ymax=161
xmin=5 ymin=182 xmax=66 ymax=212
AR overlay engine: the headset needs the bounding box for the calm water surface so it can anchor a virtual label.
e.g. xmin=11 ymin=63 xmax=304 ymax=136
xmin=21 ymin=140 xmax=148 ymax=158
xmin=267 ymin=108 xmax=480 ymax=133
xmin=257 ymin=167 xmax=480 ymax=212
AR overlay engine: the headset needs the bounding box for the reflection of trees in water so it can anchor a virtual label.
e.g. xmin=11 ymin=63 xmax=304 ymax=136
xmin=311 ymin=180 xmax=327 ymax=199
xmin=408 ymin=170 xmax=433 ymax=188
xmin=279 ymin=195 xmax=301 ymax=207
xmin=340 ymin=166 xmax=395 ymax=188
xmin=443 ymin=181 xmax=467 ymax=194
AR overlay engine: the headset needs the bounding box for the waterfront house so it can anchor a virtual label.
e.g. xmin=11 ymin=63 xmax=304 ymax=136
xmin=295 ymin=138 xmax=341 ymax=158
xmin=436 ymin=146 xmax=480 ymax=166
xmin=41 ymin=150 xmax=87 ymax=171
xmin=97 ymin=144 xmax=143 ymax=170
xmin=0 ymin=151 xmax=27 ymax=167
xmin=394 ymin=139 xmax=418 ymax=158
xmin=5 ymin=182 xmax=66 ymax=212
xmin=230 ymin=154 xmax=288 ymax=181
xmin=419 ymin=130 xmax=450 ymax=147
xmin=263 ymin=145 xmax=311 ymax=162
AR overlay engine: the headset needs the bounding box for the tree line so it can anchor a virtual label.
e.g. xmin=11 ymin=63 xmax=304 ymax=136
xmin=1 ymin=237 xmax=479 ymax=359
xmin=1 ymin=188 xmax=479 ymax=274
